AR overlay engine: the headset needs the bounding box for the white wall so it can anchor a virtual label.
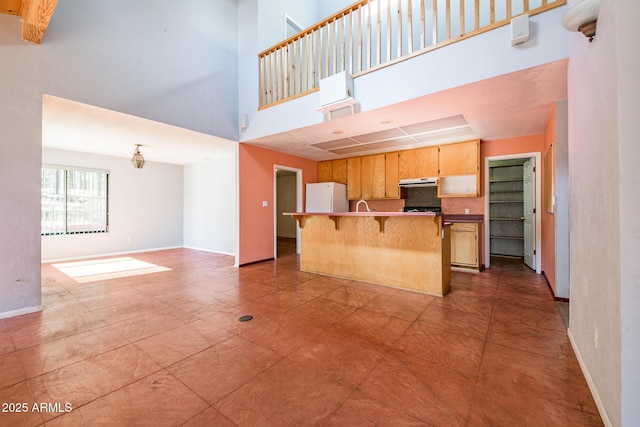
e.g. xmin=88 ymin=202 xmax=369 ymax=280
xmin=41 ymin=149 xmax=183 ymax=261
xmin=0 ymin=0 xmax=239 ymax=317
xmin=183 ymin=158 xmax=237 ymax=255
xmin=257 ymin=0 xmax=322 ymax=50
xmin=566 ymin=0 xmax=640 ymax=425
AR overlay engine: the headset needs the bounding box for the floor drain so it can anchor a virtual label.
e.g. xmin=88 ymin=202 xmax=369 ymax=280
xmin=238 ymin=315 xmax=254 ymax=322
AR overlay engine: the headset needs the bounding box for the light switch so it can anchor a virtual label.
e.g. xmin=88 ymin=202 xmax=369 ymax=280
xmin=262 ymin=201 xmax=268 ymax=207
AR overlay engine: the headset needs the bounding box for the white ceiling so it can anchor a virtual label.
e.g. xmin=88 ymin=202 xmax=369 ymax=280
xmin=42 ymin=95 xmax=237 ymax=165
xmin=42 ymin=59 xmax=567 ymax=164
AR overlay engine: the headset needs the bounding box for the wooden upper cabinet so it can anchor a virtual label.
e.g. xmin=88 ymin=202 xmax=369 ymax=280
xmin=317 ymin=159 xmax=347 ymax=184
xmin=361 ymin=154 xmax=386 ymax=199
xmin=332 ymin=159 xmax=347 ymax=184
xmin=318 ymin=161 xmax=332 ymax=182
xmin=347 ymin=157 xmax=362 ymax=200
xmin=385 ymin=152 xmax=400 ymax=199
xmin=438 ymin=140 xmax=480 ymax=176
xmin=399 ymin=146 xmax=438 ymax=179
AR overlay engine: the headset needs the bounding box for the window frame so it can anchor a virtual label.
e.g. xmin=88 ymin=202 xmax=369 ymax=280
xmin=41 ymin=164 xmax=110 ymax=236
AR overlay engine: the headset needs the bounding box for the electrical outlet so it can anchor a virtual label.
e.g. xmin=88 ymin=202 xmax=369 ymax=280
xmin=593 ymin=326 xmax=598 ymax=349
xmin=464 ymin=208 xmax=470 ymax=214
xmin=262 ymin=201 xmax=268 ymax=207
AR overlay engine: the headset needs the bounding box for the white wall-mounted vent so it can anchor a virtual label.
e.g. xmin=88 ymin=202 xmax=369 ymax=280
xmin=316 ymin=72 xmax=358 ymax=120
xmin=511 ymin=14 xmax=530 ymax=46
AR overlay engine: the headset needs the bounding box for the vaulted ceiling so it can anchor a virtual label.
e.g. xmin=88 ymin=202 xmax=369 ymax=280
xmin=0 ymin=0 xmax=58 ymax=44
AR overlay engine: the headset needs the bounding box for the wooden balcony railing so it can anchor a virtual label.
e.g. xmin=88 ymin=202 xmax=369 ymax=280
xmin=258 ymin=0 xmax=566 ymax=109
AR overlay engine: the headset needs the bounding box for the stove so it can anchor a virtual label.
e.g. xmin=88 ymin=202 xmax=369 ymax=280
xmin=403 ymin=206 xmax=442 ymax=213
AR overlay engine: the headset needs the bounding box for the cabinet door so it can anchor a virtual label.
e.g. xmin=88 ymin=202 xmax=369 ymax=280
xmin=399 ymin=147 xmax=439 ymax=179
xmin=385 ymin=152 xmax=400 ymax=199
xmin=439 ymin=140 xmax=479 ymax=176
xmin=318 ymin=161 xmax=332 ymax=182
xmin=332 ymin=159 xmax=347 ymax=184
xmin=347 ymin=157 xmax=362 ymax=200
xmin=361 ymin=154 xmax=385 ymax=199
xmin=451 ymin=224 xmax=478 ymax=267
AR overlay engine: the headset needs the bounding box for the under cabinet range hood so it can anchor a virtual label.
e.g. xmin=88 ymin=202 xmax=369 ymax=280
xmin=398 ymin=177 xmax=438 ymax=188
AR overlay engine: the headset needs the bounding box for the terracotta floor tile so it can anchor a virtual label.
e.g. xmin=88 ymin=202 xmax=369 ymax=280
xmin=238 ymin=312 xmax=326 ymax=357
xmin=28 ymin=344 xmax=162 ymax=422
xmin=168 ymin=336 xmax=282 ymax=404
xmin=332 ymin=308 xmax=412 ymax=351
xmin=358 ymin=354 xmax=476 ymax=426
xmin=44 ymin=371 xmax=208 ymax=427
xmin=474 ymin=342 xmax=600 ymax=417
xmin=9 ymin=311 xmax=108 ymax=350
xmin=0 ymin=352 xmax=27 ymax=389
xmin=417 ymin=304 xmax=491 ymax=340
xmin=215 ymin=358 xmax=352 ymax=426
xmin=287 ymin=297 xmax=358 ymax=329
xmin=181 ymin=407 xmax=237 ymax=427
xmin=253 ymin=290 xmax=318 ymax=313
xmin=135 ymin=319 xmax=235 ymax=367
xmin=323 ymin=391 xmax=429 ymax=426
xmin=110 ymin=307 xmax=199 ymax=342
xmin=17 ymin=326 xmax=129 ymax=378
xmin=487 ymin=321 xmax=574 ymax=360
xmin=394 ymin=322 xmax=485 ymax=377
xmin=92 ymin=297 xmax=172 ymax=325
xmin=0 ymin=331 xmax=15 ymax=356
xmin=361 ymin=292 xmax=432 ymax=322
xmin=282 ymin=275 xmax=344 ymax=297
xmin=0 ymin=381 xmax=43 ymax=427
xmin=323 ymin=286 xmax=379 ymax=308
xmin=288 ymin=328 xmax=387 ymax=388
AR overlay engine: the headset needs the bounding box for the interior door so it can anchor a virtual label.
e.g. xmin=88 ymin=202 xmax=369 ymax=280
xmin=523 ymin=158 xmax=536 ymax=270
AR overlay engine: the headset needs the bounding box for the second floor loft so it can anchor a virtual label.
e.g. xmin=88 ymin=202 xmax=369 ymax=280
xmin=258 ymin=0 xmax=567 ymax=109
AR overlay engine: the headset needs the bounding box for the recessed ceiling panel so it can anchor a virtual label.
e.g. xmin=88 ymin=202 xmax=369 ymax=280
xmin=366 ymin=137 xmax=419 ymax=150
xmin=330 ymin=145 xmax=375 ymax=155
xmin=412 ymin=126 xmax=476 ymax=143
xmin=311 ymin=138 xmax=358 ymax=150
xmin=351 ymin=128 xmax=406 ymax=143
xmin=400 ymin=115 xmax=468 ymax=135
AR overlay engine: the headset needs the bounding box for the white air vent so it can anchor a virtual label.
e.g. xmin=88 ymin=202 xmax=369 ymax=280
xmin=511 ymin=14 xmax=529 ymax=46
xmin=317 ymin=72 xmax=358 ymax=119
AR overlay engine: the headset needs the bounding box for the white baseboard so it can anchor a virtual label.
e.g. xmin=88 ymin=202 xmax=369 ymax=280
xmin=567 ymin=328 xmax=613 ymax=427
xmin=182 ymin=246 xmax=235 ymax=257
xmin=0 ymin=305 xmax=42 ymax=320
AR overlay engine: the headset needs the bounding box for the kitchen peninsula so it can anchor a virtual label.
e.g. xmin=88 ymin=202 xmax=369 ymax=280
xmin=286 ymin=212 xmax=451 ymax=297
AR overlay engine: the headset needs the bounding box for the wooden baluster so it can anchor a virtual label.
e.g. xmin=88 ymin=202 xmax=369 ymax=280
xmin=332 ymin=19 xmax=338 ymax=75
xmin=348 ymin=11 xmax=354 ymax=75
xmin=387 ymin=0 xmax=392 ymax=61
xmin=420 ymin=0 xmax=425 ymax=49
xmin=460 ymin=0 xmax=465 ymax=34
xmin=524 ymin=0 xmax=530 ymax=11
xmin=357 ymin=5 xmax=362 ymax=73
xmin=490 ymin=0 xmax=495 ymax=24
xmin=279 ymin=47 xmax=284 ymax=101
xmin=376 ymin=0 xmax=382 ymax=67
xmin=311 ymin=31 xmax=317 ymax=89
xmin=432 ymin=0 xmax=438 ymax=44
xmin=341 ymin=15 xmax=346 ymax=72
xmin=367 ymin=1 xmax=372 ymax=70
xmin=507 ymin=0 xmax=512 ymax=19
xmin=446 ymin=0 xmax=451 ymax=39
xmin=474 ymin=0 xmax=479 ymax=30
xmin=407 ymin=0 xmax=413 ymax=54
xmin=397 ymin=0 xmax=403 ymax=57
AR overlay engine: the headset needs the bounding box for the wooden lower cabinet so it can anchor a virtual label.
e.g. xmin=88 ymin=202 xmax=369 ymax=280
xmin=450 ymin=222 xmax=481 ymax=270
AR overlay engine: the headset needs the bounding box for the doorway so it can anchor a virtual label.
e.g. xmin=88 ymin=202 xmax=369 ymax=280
xmin=484 ymin=153 xmax=541 ymax=273
xmin=274 ymin=165 xmax=302 ymax=259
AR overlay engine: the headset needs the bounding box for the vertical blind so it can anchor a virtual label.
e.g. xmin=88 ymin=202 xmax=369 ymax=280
xmin=41 ymin=166 xmax=109 ymax=235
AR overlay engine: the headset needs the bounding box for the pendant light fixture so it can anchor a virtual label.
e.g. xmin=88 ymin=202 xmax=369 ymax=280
xmin=562 ymin=0 xmax=600 ymax=42
xmin=131 ymin=144 xmax=145 ymax=169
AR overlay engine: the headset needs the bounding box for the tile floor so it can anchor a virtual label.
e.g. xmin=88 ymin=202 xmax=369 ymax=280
xmin=0 ymin=248 xmax=602 ymax=426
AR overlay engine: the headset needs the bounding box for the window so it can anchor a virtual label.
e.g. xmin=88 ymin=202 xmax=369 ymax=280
xmin=41 ymin=166 xmax=109 ymax=236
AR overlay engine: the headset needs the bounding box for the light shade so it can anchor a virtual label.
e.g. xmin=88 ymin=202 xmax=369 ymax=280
xmin=562 ymin=0 xmax=600 ymax=42
xmin=131 ymin=144 xmax=145 ymax=169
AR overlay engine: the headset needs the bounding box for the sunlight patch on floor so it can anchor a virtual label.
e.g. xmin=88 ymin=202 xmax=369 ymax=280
xmin=53 ymin=257 xmax=171 ymax=283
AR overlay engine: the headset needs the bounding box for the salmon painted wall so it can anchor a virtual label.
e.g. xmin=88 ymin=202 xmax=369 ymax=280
xmin=239 ymin=144 xmax=317 ymax=265
xmin=479 ymin=134 xmax=545 ymax=267
xmin=542 ymin=106 xmax=556 ymax=294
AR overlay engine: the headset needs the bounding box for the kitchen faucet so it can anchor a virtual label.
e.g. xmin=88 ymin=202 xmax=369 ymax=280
xmin=355 ymin=199 xmax=370 ymax=212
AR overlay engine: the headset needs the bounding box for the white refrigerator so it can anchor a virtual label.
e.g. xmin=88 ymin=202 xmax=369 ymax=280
xmin=305 ymin=182 xmax=349 ymax=213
